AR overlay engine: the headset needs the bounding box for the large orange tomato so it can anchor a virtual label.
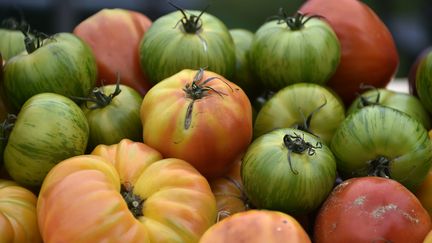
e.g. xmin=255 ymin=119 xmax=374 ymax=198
xmin=209 ymin=157 xmax=250 ymax=221
xmin=314 ymin=176 xmax=431 ymax=243
xmin=0 ymin=179 xmax=42 ymax=243
xmin=37 ymin=139 xmax=217 ymax=243
xmin=73 ymin=8 xmax=153 ymax=96
xmin=140 ymin=68 xmax=253 ymax=179
xmin=300 ymin=0 xmax=399 ymax=105
xmin=199 ymin=209 xmax=311 ymax=243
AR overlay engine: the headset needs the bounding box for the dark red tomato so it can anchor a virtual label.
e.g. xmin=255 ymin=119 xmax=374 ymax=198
xmin=408 ymin=47 xmax=432 ymax=97
xmin=314 ymin=177 xmax=431 ymax=243
xmin=300 ymin=0 xmax=399 ymax=105
xmin=73 ymin=8 xmax=153 ymax=96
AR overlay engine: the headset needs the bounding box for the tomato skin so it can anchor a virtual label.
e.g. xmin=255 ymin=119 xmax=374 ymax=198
xmin=81 ymin=84 xmax=143 ymax=151
xmin=2 ymin=32 xmax=97 ymax=111
xmin=4 ymin=93 xmax=89 ymax=187
xmin=249 ymin=14 xmax=340 ymax=91
xmin=199 ymin=209 xmax=311 ymax=243
xmin=0 ymin=29 xmax=27 ymax=60
xmin=140 ymin=69 xmax=253 ymax=179
xmin=314 ymin=177 xmax=431 ymax=243
xmin=241 ymin=128 xmax=337 ymax=215
xmin=139 ymin=10 xmax=236 ymax=84
xmin=408 ymin=47 xmax=432 ymax=97
xmin=37 ymin=139 xmax=216 ymax=243
xmin=331 ymin=105 xmax=432 ymax=190
xmin=414 ymin=169 xmax=432 ymax=218
xmin=300 ymin=0 xmax=399 ymax=105
xmin=0 ymin=179 xmax=42 ymax=243
xmin=73 ymin=8 xmax=153 ymax=96
xmin=416 ymin=50 xmax=432 ymax=114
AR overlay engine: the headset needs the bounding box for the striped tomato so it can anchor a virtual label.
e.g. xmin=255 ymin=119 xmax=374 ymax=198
xmin=3 ymin=93 xmax=89 ymax=187
xmin=249 ymin=10 xmax=340 ymax=91
xmin=3 ymin=32 xmax=97 ymax=111
xmin=139 ymin=4 xmax=235 ymax=84
xmin=140 ymin=68 xmax=252 ymax=179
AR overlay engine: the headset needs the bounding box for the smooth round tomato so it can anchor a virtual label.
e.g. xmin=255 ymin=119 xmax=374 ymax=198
xmin=79 ymin=83 xmax=143 ymax=151
xmin=140 ymin=68 xmax=253 ymax=179
xmin=199 ymin=209 xmax=311 ymax=243
xmin=300 ymin=0 xmax=399 ymax=105
xmin=347 ymin=88 xmax=431 ymax=129
xmin=331 ymin=105 xmax=432 ymax=190
xmin=0 ymin=179 xmax=42 ymax=243
xmin=314 ymin=177 xmax=431 ymax=243
xmin=139 ymin=6 xmax=236 ymax=84
xmin=241 ymin=128 xmax=337 ymax=215
xmin=37 ymin=139 xmax=217 ymax=243
xmin=408 ymin=47 xmax=432 ymax=97
xmin=250 ymin=11 xmax=340 ymax=91
xmin=73 ymin=8 xmax=153 ymax=96
xmin=4 ymin=93 xmax=89 ymax=187
xmin=253 ymin=83 xmax=345 ymax=144
xmin=2 ymin=32 xmax=97 ymax=111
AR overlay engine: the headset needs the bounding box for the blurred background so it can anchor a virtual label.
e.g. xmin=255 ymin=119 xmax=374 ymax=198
xmin=0 ymin=0 xmax=431 ymax=78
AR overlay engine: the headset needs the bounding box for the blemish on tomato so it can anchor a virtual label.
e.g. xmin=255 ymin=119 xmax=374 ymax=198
xmin=353 ymin=195 xmax=366 ymax=206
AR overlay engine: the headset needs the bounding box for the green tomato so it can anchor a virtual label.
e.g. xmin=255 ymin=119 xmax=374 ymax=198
xmin=80 ymin=84 xmax=143 ymax=151
xmin=0 ymin=28 xmax=27 ymax=61
xmin=4 ymin=93 xmax=89 ymax=187
xmin=249 ymin=11 xmax=341 ymax=91
xmin=3 ymin=32 xmax=97 ymax=111
xmin=139 ymin=8 xmax=236 ymax=84
xmin=331 ymin=105 xmax=432 ymax=190
xmin=347 ymin=88 xmax=431 ymax=129
xmin=416 ymin=50 xmax=432 ymax=114
xmin=253 ymin=83 xmax=345 ymax=144
xmin=241 ymin=128 xmax=337 ymax=215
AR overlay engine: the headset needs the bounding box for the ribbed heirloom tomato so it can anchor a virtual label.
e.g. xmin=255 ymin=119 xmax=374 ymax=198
xmin=140 ymin=68 xmax=253 ymax=179
xmin=37 ymin=139 xmax=216 ymax=243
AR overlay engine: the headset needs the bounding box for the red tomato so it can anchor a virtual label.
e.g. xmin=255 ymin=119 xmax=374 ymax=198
xmin=73 ymin=8 xmax=153 ymax=96
xmin=300 ymin=0 xmax=399 ymax=105
xmin=314 ymin=177 xmax=431 ymax=243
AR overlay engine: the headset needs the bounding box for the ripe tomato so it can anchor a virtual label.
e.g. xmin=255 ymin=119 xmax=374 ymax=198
xmin=199 ymin=209 xmax=311 ymax=243
xmin=140 ymin=68 xmax=253 ymax=179
xmin=73 ymin=8 xmax=153 ymax=96
xmin=314 ymin=177 xmax=431 ymax=243
xmin=300 ymin=0 xmax=399 ymax=105
xmin=37 ymin=139 xmax=216 ymax=242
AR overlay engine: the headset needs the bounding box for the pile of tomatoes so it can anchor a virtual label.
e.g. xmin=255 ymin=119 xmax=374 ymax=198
xmin=2 ymin=0 xmax=432 ymax=242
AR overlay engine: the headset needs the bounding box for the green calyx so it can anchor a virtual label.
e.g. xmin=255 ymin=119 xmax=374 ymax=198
xmin=269 ymin=9 xmax=322 ymax=31
xmin=169 ymin=1 xmax=209 ymax=34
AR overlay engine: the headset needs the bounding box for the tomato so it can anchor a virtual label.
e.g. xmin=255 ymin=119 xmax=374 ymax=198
xmin=425 ymin=230 xmax=432 ymax=243
xmin=140 ymin=68 xmax=252 ymax=179
xmin=73 ymin=8 xmax=153 ymax=96
xmin=415 ymin=169 xmax=432 ymax=218
xmin=300 ymin=0 xmax=399 ymax=105
xmin=331 ymin=105 xmax=432 ymax=190
xmin=408 ymin=47 xmax=432 ymax=97
xmin=347 ymin=88 xmax=431 ymax=129
xmin=229 ymin=28 xmax=261 ymax=100
xmin=253 ymin=83 xmax=345 ymax=144
xmin=4 ymin=93 xmax=89 ymax=187
xmin=78 ymin=82 xmax=143 ymax=151
xmin=199 ymin=209 xmax=311 ymax=243
xmin=415 ymin=49 xmax=432 ymax=114
xmin=209 ymin=157 xmax=250 ymax=221
xmin=249 ymin=10 xmax=340 ymax=91
xmin=314 ymin=177 xmax=431 ymax=243
xmin=2 ymin=32 xmax=97 ymax=111
xmin=37 ymin=139 xmax=216 ymax=242
xmin=0 ymin=179 xmax=42 ymax=243
xmin=0 ymin=19 xmax=27 ymax=61
xmin=139 ymin=4 xmax=236 ymax=84
xmin=241 ymin=128 xmax=337 ymax=215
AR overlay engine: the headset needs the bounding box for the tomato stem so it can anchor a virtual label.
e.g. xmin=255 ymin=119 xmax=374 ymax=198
xmin=182 ymin=68 xmax=231 ymax=130
xmin=296 ymin=98 xmax=327 ymax=135
xmin=169 ymin=1 xmax=209 ymax=34
xmin=358 ymin=84 xmax=381 ymax=108
xmin=283 ymin=132 xmax=322 ymax=175
xmin=120 ymin=184 xmax=144 ymax=218
xmin=269 ymin=10 xmax=322 ymax=31
xmin=367 ymin=156 xmax=391 ymax=178
xmin=0 ymin=114 xmax=17 ymax=142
